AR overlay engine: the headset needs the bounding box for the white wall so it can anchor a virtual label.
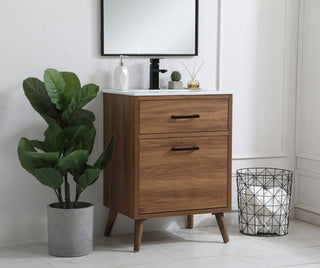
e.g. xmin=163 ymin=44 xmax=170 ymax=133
xmin=220 ymin=0 xmax=299 ymax=218
xmin=295 ymin=0 xmax=320 ymax=225
xmin=0 ymin=0 xmax=298 ymax=246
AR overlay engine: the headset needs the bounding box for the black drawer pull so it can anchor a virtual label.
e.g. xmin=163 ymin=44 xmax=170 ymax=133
xmin=171 ymin=114 xmax=200 ymax=119
xmin=171 ymin=147 xmax=199 ymax=152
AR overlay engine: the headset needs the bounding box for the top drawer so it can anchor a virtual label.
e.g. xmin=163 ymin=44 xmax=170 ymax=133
xmin=139 ymin=98 xmax=229 ymax=134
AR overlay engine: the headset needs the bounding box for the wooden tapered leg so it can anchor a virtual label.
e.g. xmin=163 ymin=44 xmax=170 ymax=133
xmin=104 ymin=209 xmax=118 ymax=237
xmin=214 ymin=213 xmax=229 ymax=243
xmin=134 ymin=219 xmax=145 ymax=252
xmin=187 ymin=215 xmax=193 ymax=229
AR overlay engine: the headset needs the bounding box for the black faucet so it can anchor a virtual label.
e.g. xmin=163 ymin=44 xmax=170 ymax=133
xmin=149 ymin=58 xmax=167 ymax=89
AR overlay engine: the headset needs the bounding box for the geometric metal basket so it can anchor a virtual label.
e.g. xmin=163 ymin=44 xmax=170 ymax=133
xmin=236 ymin=168 xmax=293 ymax=236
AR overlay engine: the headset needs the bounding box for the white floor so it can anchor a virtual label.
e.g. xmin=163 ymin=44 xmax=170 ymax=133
xmin=0 ymin=220 xmax=319 ymax=268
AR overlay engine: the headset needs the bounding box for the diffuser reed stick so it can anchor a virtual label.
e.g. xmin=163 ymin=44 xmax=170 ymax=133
xmin=193 ymin=61 xmax=204 ymax=80
xmin=182 ymin=62 xmax=194 ymax=79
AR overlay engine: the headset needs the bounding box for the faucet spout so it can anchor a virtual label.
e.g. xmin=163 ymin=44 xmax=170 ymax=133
xmin=149 ymin=58 xmax=167 ymax=89
xmin=152 ymin=69 xmax=167 ymax=73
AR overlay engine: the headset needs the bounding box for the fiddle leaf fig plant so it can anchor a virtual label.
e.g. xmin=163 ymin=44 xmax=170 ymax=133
xmin=18 ymin=68 xmax=114 ymax=209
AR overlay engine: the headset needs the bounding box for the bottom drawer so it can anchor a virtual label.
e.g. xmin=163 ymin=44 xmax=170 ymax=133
xmin=139 ymin=136 xmax=228 ymax=214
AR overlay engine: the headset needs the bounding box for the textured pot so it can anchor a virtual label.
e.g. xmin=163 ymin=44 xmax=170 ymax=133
xmin=47 ymin=202 xmax=94 ymax=257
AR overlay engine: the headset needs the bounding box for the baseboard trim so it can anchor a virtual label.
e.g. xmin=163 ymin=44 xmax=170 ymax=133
xmin=295 ymin=207 xmax=320 ymax=226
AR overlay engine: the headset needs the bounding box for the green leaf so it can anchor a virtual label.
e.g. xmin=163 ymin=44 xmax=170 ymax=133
xmin=29 ymin=140 xmax=45 ymax=152
xmin=61 ymin=72 xmax=81 ymax=105
xmin=23 ymin=77 xmax=58 ymax=118
xmin=57 ymin=150 xmax=88 ymax=171
xmin=69 ymin=118 xmax=96 ymax=154
xmin=27 ymin=151 xmax=60 ymax=167
xmin=18 ymin=138 xmax=60 ymax=174
xmin=93 ymin=136 xmax=114 ymax=169
xmin=68 ymin=109 xmax=95 ymax=122
xmin=40 ymin=113 xmax=59 ymax=126
xmin=34 ymin=168 xmax=63 ymax=190
xmin=64 ymin=144 xmax=75 ymax=156
xmin=43 ymin=121 xmax=65 ymax=153
xmin=77 ymin=168 xmax=102 ymax=189
xmin=18 ymin=137 xmax=37 ymax=174
xmin=63 ymin=125 xmax=85 ymax=154
xmin=63 ymin=125 xmax=86 ymax=143
xmin=62 ymin=83 xmax=99 ymax=121
xmin=44 ymin=68 xmax=66 ymax=110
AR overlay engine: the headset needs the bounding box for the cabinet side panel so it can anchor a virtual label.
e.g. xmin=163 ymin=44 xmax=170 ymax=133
xmin=103 ymin=94 xmax=135 ymax=218
xmin=227 ymin=94 xmax=233 ymax=211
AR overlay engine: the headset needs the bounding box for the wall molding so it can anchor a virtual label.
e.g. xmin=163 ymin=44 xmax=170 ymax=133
xmin=295 ymin=207 xmax=320 ymax=226
xmin=295 ymin=0 xmax=320 ymax=161
xmin=295 ymin=204 xmax=320 ymax=216
xmin=227 ymin=0 xmax=295 ymax=160
xmin=296 ymin=152 xmax=320 ymax=162
xmin=232 ymin=153 xmax=287 ymax=160
xmin=295 ymin=169 xmax=320 ymax=181
xmin=295 ymin=169 xmax=320 ymax=214
xmin=295 ymin=0 xmax=305 ymax=159
xmin=280 ymin=0 xmax=290 ymax=159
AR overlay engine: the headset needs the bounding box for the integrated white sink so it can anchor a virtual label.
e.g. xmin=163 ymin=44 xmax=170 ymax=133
xmin=101 ymin=89 xmax=229 ymax=96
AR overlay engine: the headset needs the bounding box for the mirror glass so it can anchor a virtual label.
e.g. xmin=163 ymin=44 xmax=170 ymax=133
xmin=101 ymin=0 xmax=198 ymax=56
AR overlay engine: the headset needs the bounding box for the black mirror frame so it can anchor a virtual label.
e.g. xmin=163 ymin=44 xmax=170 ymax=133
xmin=100 ymin=0 xmax=199 ymax=56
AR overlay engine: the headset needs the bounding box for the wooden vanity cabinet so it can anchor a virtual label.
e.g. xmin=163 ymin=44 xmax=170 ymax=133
xmin=103 ymin=93 xmax=232 ymax=251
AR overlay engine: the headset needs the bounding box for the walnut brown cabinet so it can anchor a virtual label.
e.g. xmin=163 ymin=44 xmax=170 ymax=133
xmin=103 ymin=91 xmax=232 ymax=251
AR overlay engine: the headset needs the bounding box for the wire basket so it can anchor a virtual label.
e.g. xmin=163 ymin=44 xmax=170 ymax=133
xmin=236 ymin=168 xmax=293 ymax=236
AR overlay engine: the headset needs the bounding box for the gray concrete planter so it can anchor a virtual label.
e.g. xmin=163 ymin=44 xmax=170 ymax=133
xmin=47 ymin=202 xmax=94 ymax=257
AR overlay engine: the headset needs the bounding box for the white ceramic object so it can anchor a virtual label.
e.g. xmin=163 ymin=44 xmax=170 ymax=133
xmin=114 ymin=55 xmax=129 ymax=90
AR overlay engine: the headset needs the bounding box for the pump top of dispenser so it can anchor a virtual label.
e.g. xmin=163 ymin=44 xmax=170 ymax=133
xmin=118 ymin=55 xmax=129 ymax=66
xmin=119 ymin=55 xmax=124 ymax=66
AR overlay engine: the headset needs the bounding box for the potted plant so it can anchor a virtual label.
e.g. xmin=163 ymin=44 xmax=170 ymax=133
xmin=17 ymin=68 xmax=114 ymax=257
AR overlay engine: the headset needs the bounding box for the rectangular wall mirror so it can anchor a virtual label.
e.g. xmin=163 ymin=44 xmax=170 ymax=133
xmin=101 ymin=0 xmax=198 ymax=56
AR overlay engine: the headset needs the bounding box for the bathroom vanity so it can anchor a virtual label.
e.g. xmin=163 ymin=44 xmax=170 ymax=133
xmin=102 ymin=89 xmax=232 ymax=251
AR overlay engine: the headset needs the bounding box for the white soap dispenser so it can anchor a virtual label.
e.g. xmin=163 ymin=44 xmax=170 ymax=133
xmin=114 ymin=55 xmax=129 ymax=90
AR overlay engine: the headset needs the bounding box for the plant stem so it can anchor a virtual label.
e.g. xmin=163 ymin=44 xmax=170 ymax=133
xmin=74 ymin=185 xmax=82 ymax=208
xmin=64 ymin=174 xmax=71 ymax=209
xmin=57 ymin=188 xmax=64 ymax=208
xmin=54 ymin=190 xmax=60 ymax=205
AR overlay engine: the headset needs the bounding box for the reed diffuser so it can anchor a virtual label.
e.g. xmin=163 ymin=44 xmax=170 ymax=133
xmin=182 ymin=61 xmax=204 ymax=89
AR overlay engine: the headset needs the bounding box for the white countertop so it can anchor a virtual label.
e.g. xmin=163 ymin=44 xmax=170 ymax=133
xmin=101 ymin=89 xmax=232 ymax=96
